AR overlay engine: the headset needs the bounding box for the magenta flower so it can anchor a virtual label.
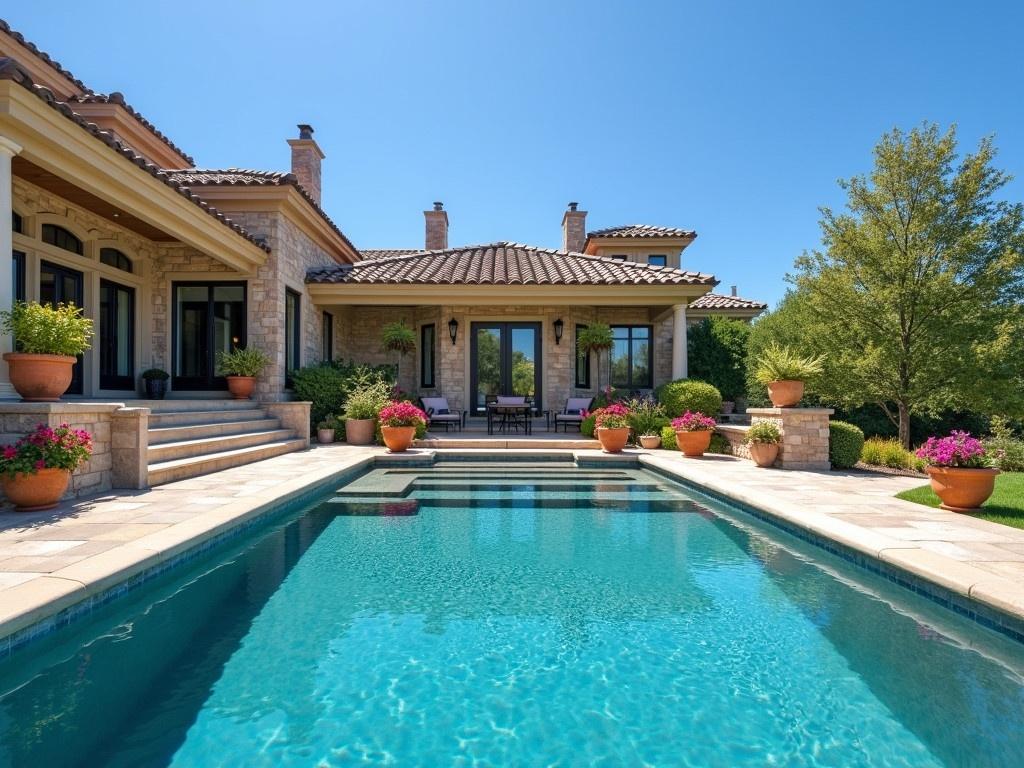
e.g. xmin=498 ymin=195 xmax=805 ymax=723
xmin=916 ymin=431 xmax=988 ymax=468
xmin=672 ymin=411 xmax=717 ymax=432
xmin=2 ymin=446 xmax=15 ymax=460
xmin=378 ymin=400 xmax=427 ymax=428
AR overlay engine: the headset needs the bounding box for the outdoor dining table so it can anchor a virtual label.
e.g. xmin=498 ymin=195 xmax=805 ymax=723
xmin=485 ymin=403 xmax=533 ymax=435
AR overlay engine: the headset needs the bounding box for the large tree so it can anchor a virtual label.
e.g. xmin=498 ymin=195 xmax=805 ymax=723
xmin=792 ymin=123 xmax=1024 ymax=447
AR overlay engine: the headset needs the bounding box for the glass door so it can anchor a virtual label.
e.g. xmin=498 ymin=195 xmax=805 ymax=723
xmin=99 ymin=279 xmax=135 ymax=390
xmin=173 ymin=282 xmax=246 ymax=390
xmin=469 ymin=322 xmax=542 ymax=415
xmin=39 ymin=261 xmax=84 ymax=395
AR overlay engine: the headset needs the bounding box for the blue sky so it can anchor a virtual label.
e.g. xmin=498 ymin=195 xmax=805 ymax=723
xmin=10 ymin=1 xmax=1024 ymax=306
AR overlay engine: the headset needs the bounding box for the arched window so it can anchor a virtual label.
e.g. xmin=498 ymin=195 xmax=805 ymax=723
xmin=12 ymin=212 xmax=22 ymax=234
xmin=41 ymin=224 xmax=83 ymax=255
xmin=100 ymin=247 xmax=133 ymax=273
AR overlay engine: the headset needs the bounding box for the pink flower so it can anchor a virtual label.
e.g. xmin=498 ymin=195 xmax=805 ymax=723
xmin=916 ymin=431 xmax=988 ymax=468
xmin=2 ymin=446 xmax=16 ymax=460
xmin=672 ymin=411 xmax=718 ymax=432
xmin=34 ymin=459 xmax=46 ymax=470
xmin=378 ymin=400 xmax=427 ymax=428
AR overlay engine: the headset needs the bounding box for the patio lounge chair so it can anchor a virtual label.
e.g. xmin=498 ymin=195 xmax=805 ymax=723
xmin=553 ymin=397 xmax=593 ymax=432
xmin=421 ymin=397 xmax=466 ymax=432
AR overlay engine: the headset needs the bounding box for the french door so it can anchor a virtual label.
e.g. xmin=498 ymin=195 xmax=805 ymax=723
xmin=99 ymin=279 xmax=135 ymax=390
xmin=39 ymin=261 xmax=84 ymax=395
xmin=469 ymin=322 xmax=542 ymax=415
xmin=172 ymin=282 xmax=246 ymax=391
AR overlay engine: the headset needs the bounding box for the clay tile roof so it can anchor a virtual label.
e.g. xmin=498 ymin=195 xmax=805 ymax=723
xmin=587 ymin=224 xmax=697 ymax=239
xmin=0 ymin=19 xmax=88 ymax=92
xmin=0 ymin=58 xmax=269 ymax=253
xmin=306 ymin=242 xmax=717 ymax=287
xmin=69 ymin=92 xmax=195 ymax=165
xmin=359 ymin=249 xmax=425 ymax=260
xmin=689 ymin=293 xmax=768 ymax=311
xmin=167 ymin=168 xmax=358 ymax=256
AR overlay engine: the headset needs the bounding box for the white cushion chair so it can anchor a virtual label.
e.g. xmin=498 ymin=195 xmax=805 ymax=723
xmin=420 ymin=397 xmax=466 ymax=432
xmin=554 ymin=397 xmax=593 ymax=432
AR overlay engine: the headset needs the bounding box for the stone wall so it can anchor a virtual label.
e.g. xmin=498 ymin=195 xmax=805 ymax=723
xmin=716 ymin=424 xmax=752 ymax=460
xmin=747 ymin=407 xmax=834 ymax=471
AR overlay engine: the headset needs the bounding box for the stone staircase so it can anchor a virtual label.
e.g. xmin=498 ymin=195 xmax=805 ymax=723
xmin=146 ymin=401 xmax=307 ymax=486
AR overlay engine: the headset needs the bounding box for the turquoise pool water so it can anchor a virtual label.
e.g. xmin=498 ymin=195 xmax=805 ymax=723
xmin=1 ymin=463 xmax=1023 ymax=766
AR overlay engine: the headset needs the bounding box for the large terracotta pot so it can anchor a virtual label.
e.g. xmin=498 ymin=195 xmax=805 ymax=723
xmin=381 ymin=425 xmax=416 ymax=452
xmin=639 ymin=435 xmax=662 ymax=450
xmin=2 ymin=468 xmax=70 ymax=511
xmin=675 ymin=430 xmax=713 ymax=457
xmin=226 ymin=376 xmax=256 ymax=400
xmin=3 ymin=353 xmax=76 ymax=402
xmin=317 ymin=428 xmax=336 ymax=444
xmin=596 ymin=427 xmax=631 ymax=453
xmin=767 ymin=380 xmax=804 ymax=408
xmin=749 ymin=442 xmax=780 ymax=468
xmin=345 ymin=418 xmax=376 ymax=445
xmin=926 ymin=466 xmax=1000 ymax=512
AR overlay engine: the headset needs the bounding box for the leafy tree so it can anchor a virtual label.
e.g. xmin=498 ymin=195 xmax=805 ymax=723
xmin=791 ymin=123 xmax=1024 ymax=447
xmin=577 ymin=323 xmax=614 ymax=393
xmin=687 ymin=317 xmax=751 ymax=401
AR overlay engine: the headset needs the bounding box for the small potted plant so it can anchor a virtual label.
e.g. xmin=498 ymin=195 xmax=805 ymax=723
xmin=377 ymin=400 xmax=427 ymax=452
xmin=592 ymin=403 xmax=632 ymax=453
xmin=672 ymin=411 xmax=718 ymax=457
xmin=317 ymin=416 xmax=338 ymax=444
xmin=753 ymin=342 xmax=824 ymax=408
xmin=0 ymin=423 xmax=93 ymax=511
xmin=141 ymin=368 xmax=169 ymax=400
xmin=0 ymin=301 xmax=93 ymax=401
xmin=627 ymin=397 xmax=667 ymax=449
xmin=343 ymin=380 xmax=393 ymax=445
xmin=916 ymin=431 xmax=999 ymax=512
xmin=216 ymin=347 xmax=271 ymax=400
xmin=745 ymin=421 xmax=782 ymax=467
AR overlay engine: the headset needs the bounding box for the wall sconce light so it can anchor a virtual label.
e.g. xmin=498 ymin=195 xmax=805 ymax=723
xmin=448 ymin=317 xmax=459 ymax=345
xmin=553 ymin=318 xmax=564 ymax=345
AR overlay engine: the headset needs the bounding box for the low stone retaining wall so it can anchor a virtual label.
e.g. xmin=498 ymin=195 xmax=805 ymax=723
xmin=715 ymin=424 xmax=751 ymax=459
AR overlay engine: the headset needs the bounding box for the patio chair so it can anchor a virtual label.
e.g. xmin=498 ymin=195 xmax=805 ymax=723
xmin=420 ymin=397 xmax=466 ymax=432
xmin=553 ymin=397 xmax=593 ymax=433
xmin=496 ymin=395 xmax=528 ymax=433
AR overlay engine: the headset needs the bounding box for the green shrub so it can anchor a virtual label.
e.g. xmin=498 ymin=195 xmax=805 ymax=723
xmin=291 ymin=360 xmax=393 ymax=433
xmin=829 ymin=420 xmax=865 ymax=469
xmin=216 ymin=347 xmax=271 ymax=377
xmin=687 ymin=317 xmax=751 ymax=401
xmin=660 ymin=425 xmax=679 ymax=450
xmin=0 ymin=300 xmax=93 ymax=356
xmin=860 ymin=437 xmax=917 ymax=469
xmin=344 ymin=381 xmax=393 ymax=420
xmin=708 ymin=433 xmax=731 ymax=455
xmin=655 ymin=379 xmax=723 ymax=418
xmin=753 ymin=342 xmax=823 ymax=385
xmin=985 ymin=416 xmax=1024 ymax=473
xmin=141 ymin=368 xmax=169 ymax=381
xmin=581 ymin=414 xmax=597 ymax=438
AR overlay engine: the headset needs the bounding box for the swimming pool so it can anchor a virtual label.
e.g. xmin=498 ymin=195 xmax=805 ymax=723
xmin=1 ymin=462 xmax=1022 ymax=766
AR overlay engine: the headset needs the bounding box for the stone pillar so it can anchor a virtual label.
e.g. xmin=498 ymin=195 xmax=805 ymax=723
xmin=424 ymin=202 xmax=448 ymax=250
xmin=747 ymin=407 xmax=834 ymax=470
xmin=671 ymin=303 xmax=688 ymax=380
xmin=561 ymin=202 xmax=587 ymax=253
xmin=0 ymin=136 xmax=23 ymax=400
xmin=264 ymin=401 xmax=312 ymax=446
xmin=111 ymin=407 xmax=150 ymax=489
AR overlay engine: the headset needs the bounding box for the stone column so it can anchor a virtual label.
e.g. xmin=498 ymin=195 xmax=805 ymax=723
xmin=747 ymin=407 xmax=834 ymax=470
xmin=111 ymin=407 xmax=150 ymax=489
xmin=0 ymin=136 xmax=23 ymax=400
xmin=671 ymin=303 xmax=688 ymax=380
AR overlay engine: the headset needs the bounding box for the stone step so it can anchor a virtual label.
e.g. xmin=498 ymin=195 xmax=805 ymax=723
xmin=148 ymin=409 xmax=268 ymax=427
xmin=147 ymin=438 xmax=308 ymax=486
xmin=148 ymin=418 xmax=282 ymax=445
xmin=140 ymin=399 xmax=261 ymax=413
xmin=147 ymin=429 xmax=297 ymax=463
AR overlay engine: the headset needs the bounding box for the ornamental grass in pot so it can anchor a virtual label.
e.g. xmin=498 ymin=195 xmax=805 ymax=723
xmin=753 ymin=343 xmax=823 ymax=408
xmin=745 ymin=421 xmax=782 ymax=468
xmin=216 ymin=347 xmax=271 ymax=399
xmin=627 ymin=397 xmax=667 ymax=450
xmin=0 ymin=301 xmax=93 ymax=401
xmin=377 ymin=401 xmax=427 ymax=452
xmin=916 ymin=431 xmax=999 ymax=512
xmin=0 ymin=423 xmax=93 ymax=511
xmin=343 ymin=381 xmax=393 ymax=445
xmin=317 ymin=416 xmax=339 ymax=444
xmin=591 ymin=403 xmax=632 ymax=453
xmin=672 ymin=411 xmax=718 ymax=457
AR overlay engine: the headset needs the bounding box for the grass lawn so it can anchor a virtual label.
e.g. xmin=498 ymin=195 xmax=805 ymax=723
xmin=897 ymin=472 xmax=1024 ymax=529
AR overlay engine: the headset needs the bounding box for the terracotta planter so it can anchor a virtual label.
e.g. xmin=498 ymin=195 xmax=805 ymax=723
xmin=675 ymin=429 xmax=713 ymax=457
xmin=3 ymin=353 xmax=76 ymax=402
xmin=345 ymin=418 xmax=376 ymax=445
xmin=381 ymin=425 xmax=416 ymax=452
xmin=749 ymin=442 xmax=780 ymax=468
xmin=226 ymin=376 xmax=256 ymax=400
xmin=596 ymin=426 xmax=631 ymax=453
xmin=767 ymin=380 xmax=804 ymax=408
xmin=639 ymin=435 xmax=662 ymax=450
xmin=926 ymin=466 xmax=1000 ymax=512
xmin=317 ymin=428 xmax=336 ymax=444
xmin=2 ymin=468 xmax=70 ymax=511
xmin=721 ymin=401 xmax=736 ymax=415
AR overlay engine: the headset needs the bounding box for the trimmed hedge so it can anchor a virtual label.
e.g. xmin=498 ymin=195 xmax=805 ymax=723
xmin=582 ymin=414 xmax=597 ymax=438
xmin=655 ymin=379 xmax=723 ymax=418
xmin=658 ymin=425 xmax=730 ymax=455
xmin=290 ymin=360 xmax=393 ymax=434
xmin=829 ymin=420 xmax=865 ymax=469
xmin=660 ymin=425 xmax=679 ymax=450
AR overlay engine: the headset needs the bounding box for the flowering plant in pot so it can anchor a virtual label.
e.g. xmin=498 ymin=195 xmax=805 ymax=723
xmin=672 ymin=411 xmax=718 ymax=457
xmin=0 ymin=423 xmax=93 ymax=511
xmin=377 ymin=400 xmax=427 ymax=452
xmin=916 ymin=431 xmax=999 ymax=512
xmin=141 ymin=368 xmax=169 ymax=400
xmin=344 ymin=380 xmax=393 ymax=445
xmin=745 ymin=421 xmax=782 ymax=468
xmin=0 ymin=301 xmax=93 ymax=401
xmin=753 ymin=343 xmax=823 ymax=408
xmin=216 ymin=347 xmax=271 ymax=399
xmin=591 ymin=403 xmax=632 ymax=453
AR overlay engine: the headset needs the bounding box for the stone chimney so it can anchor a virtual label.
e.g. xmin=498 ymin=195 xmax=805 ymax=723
xmin=424 ymin=201 xmax=448 ymax=250
xmin=731 ymin=285 xmax=738 ymax=297
xmin=287 ymin=124 xmax=325 ymax=206
xmin=561 ymin=202 xmax=587 ymax=253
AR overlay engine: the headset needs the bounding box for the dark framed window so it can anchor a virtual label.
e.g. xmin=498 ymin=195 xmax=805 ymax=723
xmin=574 ymin=324 xmax=591 ymax=389
xmin=100 ymin=247 xmax=132 ymax=273
xmin=610 ymin=325 xmax=652 ymax=389
xmin=285 ymin=288 xmax=301 ymax=387
xmin=41 ymin=224 xmax=83 ymax=255
xmin=322 ymin=311 xmax=334 ymax=362
xmin=12 ymin=211 xmax=22 ymax=234
xmin=421 ymin=323 xmax=436 ymax=389
xmin=172 ymin=281 xmax=247 ymax=391
xmin=12 ymin=251 xmax=25 ymax=302
xmin=610 ymin=254 xmax=628 ymax=262
xmin=648 ymin=254 xmax=666 ymax=267
xmin=100 ymin=279 xmax=135 ymax=390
